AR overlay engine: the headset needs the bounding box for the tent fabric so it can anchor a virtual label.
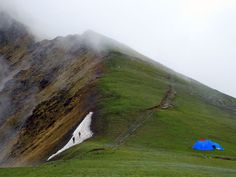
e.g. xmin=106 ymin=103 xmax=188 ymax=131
xmin=192 ymin=139 xmax=224 ymax=151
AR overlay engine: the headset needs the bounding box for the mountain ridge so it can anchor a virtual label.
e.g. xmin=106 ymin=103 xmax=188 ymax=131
xmin=0 ymin=12 xmax=235 ymax=170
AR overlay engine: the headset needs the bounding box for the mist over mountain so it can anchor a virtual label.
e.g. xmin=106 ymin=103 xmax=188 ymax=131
xmin=1 ymin=0 xmax=236 ymax=99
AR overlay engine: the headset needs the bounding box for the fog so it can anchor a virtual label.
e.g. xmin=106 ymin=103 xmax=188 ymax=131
xmin=1 ymin=0 xmax=236 ymax=98
xmin=0 ymin=56 xmax=10 ymax=92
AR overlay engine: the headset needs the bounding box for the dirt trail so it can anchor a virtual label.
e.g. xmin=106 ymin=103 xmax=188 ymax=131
xmin=112 ymin=76 xmax=176 ymax=147
xmin=146 ymin=85 xmax=176 ymax=111
xmin=113 ymin=110 xmax=154 ymax=147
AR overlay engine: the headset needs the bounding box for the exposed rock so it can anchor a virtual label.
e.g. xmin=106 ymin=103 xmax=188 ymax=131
xmin=0 ymin=13 xmax=105 ymax=166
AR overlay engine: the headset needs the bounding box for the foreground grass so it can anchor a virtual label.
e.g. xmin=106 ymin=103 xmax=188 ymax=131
xmin=0 ymin=145 xmax=236 ymax=177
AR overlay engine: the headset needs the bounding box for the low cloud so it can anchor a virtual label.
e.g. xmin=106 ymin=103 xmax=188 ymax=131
xmin=0 ymin=0 xmax=236 ymax=97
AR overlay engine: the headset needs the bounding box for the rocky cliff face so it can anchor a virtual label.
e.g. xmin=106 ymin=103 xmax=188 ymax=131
xmin=0 ymin=13 xmax=106 ymax=166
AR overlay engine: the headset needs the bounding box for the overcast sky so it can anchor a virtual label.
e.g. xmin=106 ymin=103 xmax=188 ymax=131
xmin=1 ymin=0 xmax=236 ymax=98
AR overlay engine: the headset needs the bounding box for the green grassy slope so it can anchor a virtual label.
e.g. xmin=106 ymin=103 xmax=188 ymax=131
xmin=96 ymin=52 xmax=236 ymax=156
xmin=1 ymin=146 xmax=236 ymax=177
xmin=0 ymin=52 xmax=236 ymax=176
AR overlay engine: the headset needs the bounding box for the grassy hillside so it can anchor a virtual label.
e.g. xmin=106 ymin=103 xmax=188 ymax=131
xmin=1 ymin=51 xmax=235 ymax=176
xmin=96 ymin=52 xmax=236 ymax=156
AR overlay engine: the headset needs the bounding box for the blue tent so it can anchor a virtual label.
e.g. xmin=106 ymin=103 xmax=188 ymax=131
xmin=192 ymin=139 xmax=224 ymax=151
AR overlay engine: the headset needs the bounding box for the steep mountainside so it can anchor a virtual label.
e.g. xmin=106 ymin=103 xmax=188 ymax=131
xmin=0 ymin=13 xmax=107 ymax=166
xmin=0 ymin=13 xmax=236 ymax=175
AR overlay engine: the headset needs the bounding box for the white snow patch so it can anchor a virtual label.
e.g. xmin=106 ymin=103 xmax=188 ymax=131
xmin=47 ymin=112 xmax=93 ymax=161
